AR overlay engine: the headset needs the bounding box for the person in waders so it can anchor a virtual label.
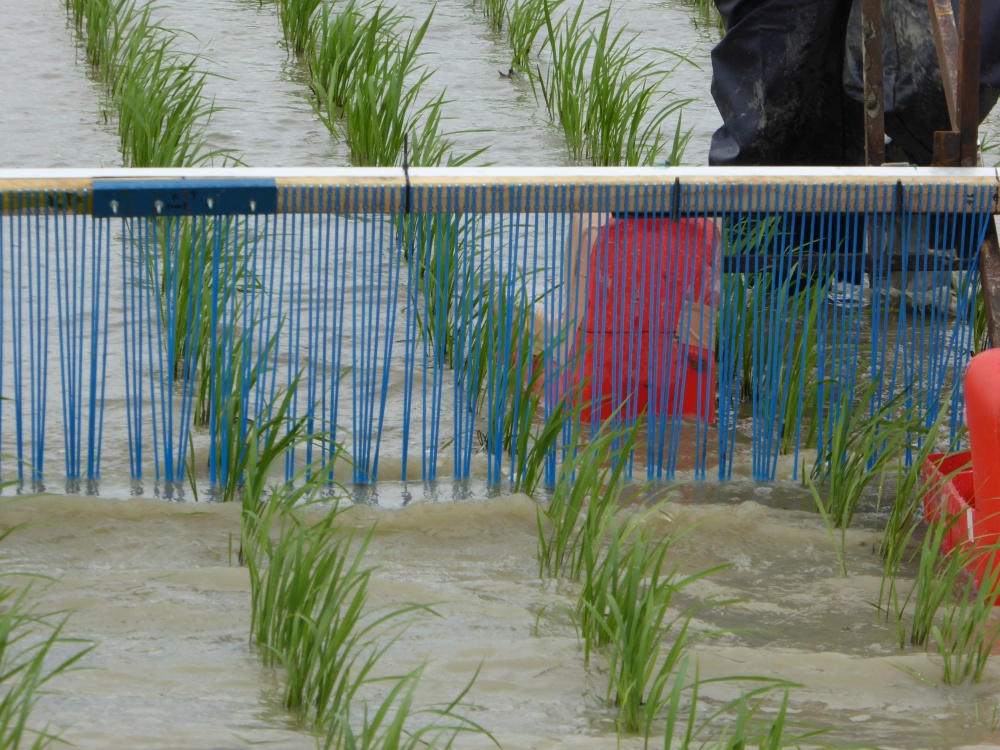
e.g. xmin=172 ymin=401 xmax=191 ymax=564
xmin=708 ymin=0 xmax=1000 ymax=298
xmin=709 ymin=0 xmax=1000 ymax=169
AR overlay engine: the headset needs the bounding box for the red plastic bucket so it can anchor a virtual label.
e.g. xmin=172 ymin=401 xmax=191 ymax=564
xmin=571 ymin=216 xmax=719 ymax=423
xmin=966 ymin=348 xmax=1000 ymax=549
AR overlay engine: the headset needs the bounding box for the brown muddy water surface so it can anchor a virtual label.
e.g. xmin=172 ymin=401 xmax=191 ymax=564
xmin=3 ymin=0 xmax=1000 ymax=747
xmin=4 ymin=492 xmax=1000 ymax=749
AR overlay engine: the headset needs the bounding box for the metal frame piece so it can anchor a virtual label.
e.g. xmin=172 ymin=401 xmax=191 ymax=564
xmin=862 ymin=0 xmax=886 ymax=166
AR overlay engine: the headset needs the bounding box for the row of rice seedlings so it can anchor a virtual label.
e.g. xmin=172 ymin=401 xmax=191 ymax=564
xmin=235 ymin=386 xmax=494 ymax=742
xmin=465 ymin=0 xmax=564 ymax=74
xmin=306 ymin=0 xmax=406 ymax=131
xmin=476 ymin=274 xmax=575 ymax=492
xmin=899 ymin=513 xmax=1000 ymax=684
xmin=280 ymin=0 xmax=485 ymax=369
xmin=530 ymin=420 xmax=805 ymax=743
xmin=278 ymin=0 xmax=481 ymax=167
xmin=873 ymin=417 xmax=1000 ymax=684
xmin=0 ymin=511 xmax=95 ymax=750
xmin=67 ymin=0 xmax=229 ymax=168
xmin=67 ymin=0 xmax=251 ymax=474
xmin=538 ymin=3 xmax=691 ymax=166
xmin=718 ymin=217 xmax=825 ymax=453
xmin=909 ymin=511 xmax=971 ymax=649
xmin=536 ymin=420 xmax=635 ymax=579
xmin=322 ymin=665 xmax=491 ymax=749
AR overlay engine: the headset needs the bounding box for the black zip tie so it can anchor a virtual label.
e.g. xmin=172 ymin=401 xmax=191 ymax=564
xmin=670 ymin=175 xmax=682 ymax=218
xmin=403 ymin=133 xmax=412 ymax=215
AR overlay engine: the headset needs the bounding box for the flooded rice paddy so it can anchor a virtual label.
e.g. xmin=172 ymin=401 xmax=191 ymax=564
xmin=3 ymin=0 xmax=1000 ymax=748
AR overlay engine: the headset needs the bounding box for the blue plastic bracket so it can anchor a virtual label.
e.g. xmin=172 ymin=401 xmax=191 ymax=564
xmin=91 ymin=178 xmax=278 ymax=218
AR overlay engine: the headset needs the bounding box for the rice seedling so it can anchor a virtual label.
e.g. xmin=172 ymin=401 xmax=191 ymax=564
xmin=243 ymin=471 xmax=426 ymax=728
xmin=718 ymin=216 xmax=829 ymax=463
xmin=876 ymin=407 xmax=956 ymax=626
xmin=406 ymin=213 xmax=477 ymax=367
xmin=536 ymin=419 xmax=637 ymax=580
xmin=221 ymin=370 xmax=311 ymax=512
xmin=587 ymin=528 xmax=729 ymax=736
xmin=507 ymin=0 xmax=562 ymax=71
xmin=0 ymin=581 xmax=93 ymax=750
xmin=683 ymin=0 xmax=724 ymax=34
xmin=972 ymin=287 xmax=990 ymax=354
xmin=659 ymin=656 xmax=820 ymax=750
xmin=69 ymin=0 xmax=232 ymax=169
xmin=240 ymin=430 xmax=497 ymax=743
xmin=538 ymin=4 xmax=692 ymax=166
xmin=322 ymin=664 xmax=497 ymax=749
xmin=469 ymin=273 xmax=576 ymax=494
xmin=909 ymin=512 xmax=967 ymax=648
xmin=1 ymin=510 xmax=95 ymax=750
xmin=276 ymin=0 xmax=323 ymax=55
xmin=112 ymin=28 xmax=229 ymax=168
xmin=479 ymin=0 xmax=508 ymax=33
xmin=932 ymin=547 xmax=1000 ymax=684
xmin=307 ymin=0 xmax=406 ymax=132
xmin=339 ymin=12 xmax=484 ymax=167
xmin=256 ymin=511 xmax=383 ymax=725
xmin=810 ymin=379 xmax=925 ymax=531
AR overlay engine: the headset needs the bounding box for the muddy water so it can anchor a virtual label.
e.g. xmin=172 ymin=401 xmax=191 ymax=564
xmin=2 ymin=1 xmax=1000 ymax=748
xmin=3 ymin=493 xmax=1000 ymax=749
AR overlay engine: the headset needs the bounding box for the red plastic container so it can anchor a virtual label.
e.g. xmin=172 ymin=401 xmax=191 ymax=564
xmin=574 ymin=217 xmax=718 ymax=424
xmin=921 ymin=349 xmax=1000 ymax=593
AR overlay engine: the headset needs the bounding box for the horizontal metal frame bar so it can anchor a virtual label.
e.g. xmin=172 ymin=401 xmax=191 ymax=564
xmin=0 ymin=166 xmax=997 ymax=215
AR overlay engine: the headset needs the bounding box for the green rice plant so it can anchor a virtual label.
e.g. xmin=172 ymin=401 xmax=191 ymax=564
xmin=69 ymin=0 xmax=236 ymax=168
xmin=776 ymin=275 xmax=824 ymax=456
xmin=718 ymin=215 xmax=827 ymax=455
xmin=684 ymin=0 xmax=724 ymax=34
xmin=276 ymin=0 xmax=323 ymax=55
xmin=221 ymin=369 xmax=313 ymax=512
xmin=536 ymin=419 xmax=637 ymax=580
xmin=322 ymin=664 xmax=497 ymax=749
xmin=588 ymin=529 xmax=728 ymax=736
xmin=406 ymin=213 xmax=475 ymax=367
xmin=340 ymin=10 xmax=485 ymax=167
xmin=307 ymin=0 xmax=406 ymax=132
xmin=479 ymin=0 xmax=508 ymax=33
xmin=659 ymin=657 xmax=820 ymax=750
xmin=129 ymin=215 xmax=258 ymax=453
xmin=507 ymin=0 xmax=562 ymax=70
xmin=69 ymin=0 xmax=151 ymax=86
xmin=475 ymin=275 xmax=576 ymax=495
xmin=538 ymin=4 xmax=692 ymax=166
xmin=909 ymin=512 xmax=966 ymax=648
xmin=0 ymin=582 xmax=93 ymax=750
xmin=932 ymin=547 xmax=1000 ymax=684
xmin=810 ymin=379 xmax=925 ymax=530
xmin=0 ymin=510 xmax=95 ymax=750
xmin=243 ymin=479 xmax=427 ymax=728
xmin=972 ymin=286 xmax=991 ymax=354
xmin=112 ymin=31 xmax=226 ymax=168
xmin=876 ymin=407 xmax=957 ymax=628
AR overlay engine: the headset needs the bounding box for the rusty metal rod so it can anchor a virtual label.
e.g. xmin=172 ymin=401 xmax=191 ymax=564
xmin=861 ymin=0 xmax=886 ymax=166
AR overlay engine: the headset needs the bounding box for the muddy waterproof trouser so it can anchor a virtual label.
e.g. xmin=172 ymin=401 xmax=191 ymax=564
xmin=709 ymin=0 xmax=1000 ymax=167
